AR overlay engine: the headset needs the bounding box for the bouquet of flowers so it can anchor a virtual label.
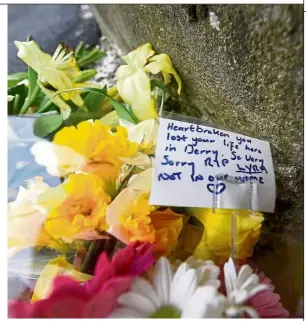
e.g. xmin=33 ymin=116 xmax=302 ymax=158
xmin=7 ymin=39 xmax=288 ymax=318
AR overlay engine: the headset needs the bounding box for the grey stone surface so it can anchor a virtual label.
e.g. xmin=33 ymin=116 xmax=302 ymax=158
xmin=8 ymin=4 xmax=101 ymax=73
xmin=93 ymin=4 xmax=303 ymax=241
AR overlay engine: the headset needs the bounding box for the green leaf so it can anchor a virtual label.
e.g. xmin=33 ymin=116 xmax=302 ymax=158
xmin=8 ymin=72 xmax=28 ymax=88
xmin=75 ymin=45 xmax=105 ymax=69
xmin=73 ymin=69 xmax=97 ymax=83
xmin=28 ymin=66 xmax=38 ymax=97
xmin=33 ymin=114 xmax=63 ymax=138
xmin=83 ymin=85 xmax=106 ymax=113
xmin=55 ymin=87 xmax=139 ymax=124
xmin=150 ymin=79 xmax=170 ymax=93
xmin=8 ymin=84 xmax=28 ymax=114
xmin=63 ymin=111 xmax=103 ymax=127
xmin=19 ymin=66 xmax=40 ymax=115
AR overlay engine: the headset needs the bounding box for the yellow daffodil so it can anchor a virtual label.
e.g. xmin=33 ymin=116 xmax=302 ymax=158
xmin=99 ymin=116 xmax=157 ymax=167
xmin=122 ymin=118 xmax=159 ymax=155
xmin=31 ymin=255 xmax=92 ymax=302
xmin=31 ymin=121 xmax=138 ymax=194
xmin=40 ymin=173 xmax=111 ymax=242
xmin=187 ymin=208 xmax=264 ymax=264
xmin=8 ymin=177 xmax=63 ymax=256
xmin=144 ymin=53 xmax=182 ymax=94
xmin=14 ymin=40 xmax=86 ymax=118
xmin=106 ymin=168 xmax=183 ymax=256
xmin=116 ymin=43 xmax=181 ymax=121
xmin=31 ymin=141 xmax=87 ymax=177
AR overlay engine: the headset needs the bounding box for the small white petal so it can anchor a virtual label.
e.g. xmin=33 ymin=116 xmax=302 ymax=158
xmin=118 ymin=291 xmax=156 ymax=316
xmin=241 ymin=305 xmax=259 ymax=318
xmin=170 ymin=268 xmax=198 ymax=310
xmin=108 ymin=306 xmax=144 ymax=318
xmin=197 ymin=265 xmax=220 ymax=286
xmin=224 ymin=258 xmax=237 ymax=294
xmin=236 ymin=264 xmax=253 ymax=288
xmin=153 ymin=257 xmax=173 ymax=305
xmin=228 ymin=289 xmax=249 ymax=305
xmin=171 ymin=262 xmax=189 ymax=287
xmin=130 ymin=277 xmax=160 ymax=308
xmin=181 ymin=286 xmax=225 ymax=318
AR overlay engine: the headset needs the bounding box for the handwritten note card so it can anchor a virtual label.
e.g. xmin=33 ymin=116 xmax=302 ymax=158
xmin=150 ymin=118 xmax=276 ymax=212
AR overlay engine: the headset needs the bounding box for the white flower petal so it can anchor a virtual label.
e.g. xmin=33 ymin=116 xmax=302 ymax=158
xmin=197 ymin=265 xmax=220 ymax=287
xmin=181 ymin=286 xmax=225 ymax=318
xmin=240 ymin=273 xmax=259 ymax=291
xmin=228 ymin=289 xmax=249 ymax=305
xmin=236 ymin=264 xmax=253 ymax=288
xmin=241 ymin=305 xmax=259 ymax=318
xmin=120 ymin=152 xmax=151 ymax=166
xmin=130 ymin=277 xmax=160 ymax=308
xmin=224 ymin=258 xmax=237 ymax=294
xmin=153 ymin=257 xmax=173 ymax=305
xmin=118 ymin=291 xmax=156 ymax=316
xmin=170 ymin=268 xmax=198 ymax=310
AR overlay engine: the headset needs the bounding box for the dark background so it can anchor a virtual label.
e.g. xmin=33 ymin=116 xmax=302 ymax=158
xmin=8 ymin=4 xmax=101 ymax=73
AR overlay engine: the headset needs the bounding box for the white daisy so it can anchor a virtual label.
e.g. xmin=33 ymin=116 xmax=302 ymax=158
xmin=223 ymin=257 xmax=270 ymax=317
xmin=175 ymin=256 xmax=221 ymax=288
xmin=109 ymin=257 xmax=225 ymax=318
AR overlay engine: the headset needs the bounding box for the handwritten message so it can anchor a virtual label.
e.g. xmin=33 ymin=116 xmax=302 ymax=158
xmin=149 ymin=118 xmax=276 ymax=212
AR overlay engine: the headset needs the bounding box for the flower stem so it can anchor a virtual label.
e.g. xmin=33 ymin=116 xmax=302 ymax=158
xmin=19 ymin=85 xmax=40 ymax=115
xmin=80 ymin=233 xmax=117 ymax=275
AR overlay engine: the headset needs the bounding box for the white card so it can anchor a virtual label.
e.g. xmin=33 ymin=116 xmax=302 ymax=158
xmin=149 ymin=118 xmax=276 ymax=212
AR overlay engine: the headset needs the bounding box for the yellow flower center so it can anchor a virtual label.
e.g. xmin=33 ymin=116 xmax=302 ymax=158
xmin=60 ymin=196 xmax=97 ymax=219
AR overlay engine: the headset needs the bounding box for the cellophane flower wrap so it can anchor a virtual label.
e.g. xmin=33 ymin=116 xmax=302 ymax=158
xmin=7 ymin=40 xmax=288 ymax=318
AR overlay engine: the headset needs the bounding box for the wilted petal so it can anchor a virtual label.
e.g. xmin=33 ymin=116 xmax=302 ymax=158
xmin=125 ymin=119 xmax=159 ymax=154
xmin=145 ymin=53 xmax=182 ymax=94
xmin=38 ymin=83 xmax=71 ymax=119
xmin=14 ymin=40 xmax=52 ymax=74
xmin=122 ymin=43 xmax=155 ymax=69
xmin=116 ymin=66 xmax=157 ymax=121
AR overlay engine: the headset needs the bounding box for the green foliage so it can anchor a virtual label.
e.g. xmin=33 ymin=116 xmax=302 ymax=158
xmin=75 ymin=42 xmax=105 ymax=69
xmin=33 ymin=114 xmax=63 ymax=137
xmin=55 ymin=86 xmax=139 ymax=125
xmin=8 ymin=83 xmax=28 ymax=114
xmin=19 ymin=67 xmax=40 ymax=115
xmin=83 ymin=86 xmax=106 ymax=113
xmin=7 ymin=72 xmax=28 ymax=88
xmin=73 ymin=69 xmax=97 ymax=83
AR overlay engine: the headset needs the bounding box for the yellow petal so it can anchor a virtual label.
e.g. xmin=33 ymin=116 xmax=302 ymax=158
xmin=99 ymin=110 xmax=119 ymax=128
xmin=14 ymin=40 xmax=52 ymax=74
xmin=52 ymin=44 xmax=80 ymax=80
xmin=127 ymin=167 xmax=153 ymax=193
xmin=8 ymin=203 xmax=47 ymax=250
xmin=31 ymin=255 xmax=92 ymax=302
xmin=116 ymin=66 xmax=157 ymax=121
xmin=190 ymin=208 xmax=264 ymax=261
xmin=119 ymin=152 xmax=151 ymax=167
xmin=125 ymin=119 xmax=159 ymax=154
xmin=38 ymin=82 xmax=71 ymax=119
xmin=122 ymin=43 xmax=155 ymax=68
xmin=145 ymin=53 xmax=182 ymax=94
xmin=31 ymin=141 xmax=87 ymax=177
xmin=15 ymin=40 xmax=84 ymax=110
xmin=151 ymin=208 xmax=184 ymax=256
xmin=106 ymin=187 xmax=142 ymax=227
xmin=8 ymin=178 xmax=51 ymax=254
